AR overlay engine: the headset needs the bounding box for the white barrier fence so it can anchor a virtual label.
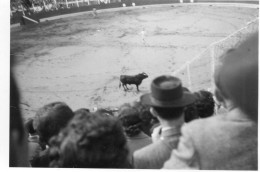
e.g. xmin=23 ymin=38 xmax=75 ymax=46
xmin=172 ymin=18 xmax=259 ymax=92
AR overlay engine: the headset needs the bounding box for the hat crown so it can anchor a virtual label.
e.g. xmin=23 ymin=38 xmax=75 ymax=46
xmin=151 ymin=76 xmax=183 ymax=102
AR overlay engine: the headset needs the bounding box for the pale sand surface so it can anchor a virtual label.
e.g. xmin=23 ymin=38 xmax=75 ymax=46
xmin=11 ymin=4 xmax=258 ymax=119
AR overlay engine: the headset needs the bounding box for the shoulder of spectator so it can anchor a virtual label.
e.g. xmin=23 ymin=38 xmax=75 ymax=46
xmin=182 ymin=115 xmax=222 ymax=137
xmin=134 ymin=140 xmax=163 ymax=160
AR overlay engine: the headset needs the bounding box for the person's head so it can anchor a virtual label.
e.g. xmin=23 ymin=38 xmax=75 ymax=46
xmin=194 ymin=90 xmax=215 ymax=118
xmin=141 ymin=75 xmax=196 ymax=122
xmin=133 ymin=101 xmax=159 ymax=125
xmin=33 ymin=102 xmax=74 ymax=146
xmin=10 ymin=73 xmax=29 ymax=167
xmin=214 ymin=32 xmax=258 ymax=121
xmin=49 ymin=112 xmax=129 ymax=168
xmin=72 ymin=108 xmax=92 ymax=125
xmin=118 ymin=103 xmax=142 ymax=137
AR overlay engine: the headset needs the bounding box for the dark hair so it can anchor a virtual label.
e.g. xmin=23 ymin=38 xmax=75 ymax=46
xmin=33 ymin=102 xmax=74 ymax=146
xmin=49 ymin=112 xmax=129 ymax=168
xmin=194 ymin=90 xmax=215 ymax=118
xmin=118 ymin=103 xmax=142 ymax=137
xmin=153 ymin=106 xmax=184 ymax=120
xmin=184 ymin=104 xmax=199 ymax=123
xmin=132 ymin=101 xmax=159 ymax=136
xmin=214 ymin=32 xmax=258 ymax=121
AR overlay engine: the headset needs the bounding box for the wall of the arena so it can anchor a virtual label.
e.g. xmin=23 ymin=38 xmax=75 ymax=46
xmin=11 ymin=0 xmax=258 ymax=25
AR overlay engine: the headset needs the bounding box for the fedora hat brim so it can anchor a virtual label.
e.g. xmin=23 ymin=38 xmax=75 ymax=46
xmin=140 ymin=92 xmax=196 ymax=108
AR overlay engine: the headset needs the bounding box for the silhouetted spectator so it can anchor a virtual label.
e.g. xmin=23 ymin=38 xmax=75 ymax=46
xmin=10 ymin=73 xmax=29 ymax=167
xmin=164 ymin=32 xmax=258 ymax=170
xmin=118 ymin=103 xmax=152 ymax=164
xmin=134 ymin=75 xmax=195 ymax=169
xmin=49 ymin=112 xmax=131 ymax=168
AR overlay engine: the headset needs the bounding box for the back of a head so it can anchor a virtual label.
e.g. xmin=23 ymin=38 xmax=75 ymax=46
xmin=214 ymin=32 xmax=258 ymax=121
xmin=118 ymin=103 xmax=142 ymax=137
xmin=194 ymin=90 xmax=215 ymax=118
xmin=49 ymin=112 xmax=129 ymax=168
xmin=33 ymin=102 xmax=74 ymax=145
xmin=153 ymin=106 xmax=184 ymax=121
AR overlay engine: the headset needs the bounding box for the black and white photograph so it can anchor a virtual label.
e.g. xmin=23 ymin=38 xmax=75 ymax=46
xmin=7 ymin=0 xmax=258 ymax=169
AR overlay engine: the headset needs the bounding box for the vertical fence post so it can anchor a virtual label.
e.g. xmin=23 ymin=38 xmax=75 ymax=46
xmin=76 ymin=0 xmax=79 ymax=7
xmin=210 ymin=45 xmax=215 ymax=92
xmin=180 ymin=0 xmax=183 ymax=3
xmin=190 ymin=0 xmax=194 ymax=2
xmin=187 ymin=63 xmax=192 ymax=91
xmin=65 ymin=0 xmax=69 ymax=8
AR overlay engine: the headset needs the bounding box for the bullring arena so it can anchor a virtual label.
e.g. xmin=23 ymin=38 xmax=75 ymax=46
xmin=11 ymin=1 xmax=259 ymax=120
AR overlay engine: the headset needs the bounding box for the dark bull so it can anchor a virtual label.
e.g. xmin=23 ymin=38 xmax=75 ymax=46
xmin=119 ymin=72 xmax=148 ymax=91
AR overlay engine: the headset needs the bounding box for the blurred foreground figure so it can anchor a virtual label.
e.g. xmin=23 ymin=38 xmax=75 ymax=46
xmin=49 ymin=112 xmax=131 ymax=168
xmin=10 ymin=73 xmax=29 ymax=167
xmin=31 ymin=102 xmax=74 ymax=167
xmin=164 ymin=32 xmax=258 ymax=170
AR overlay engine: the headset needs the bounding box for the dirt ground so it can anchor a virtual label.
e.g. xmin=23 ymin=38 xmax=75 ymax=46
xmin=11 ymin=4 xmax=258 ymax=120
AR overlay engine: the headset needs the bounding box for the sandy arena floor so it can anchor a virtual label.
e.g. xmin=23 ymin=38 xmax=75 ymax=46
xmin=11 ymin=3 xmax=258 ymax=119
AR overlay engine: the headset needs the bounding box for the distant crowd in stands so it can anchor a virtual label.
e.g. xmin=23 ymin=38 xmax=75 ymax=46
xmin=11 ymin=0 xmax=121 ymax=14
xmin=10 ymin=31 xmax=258 ymax=169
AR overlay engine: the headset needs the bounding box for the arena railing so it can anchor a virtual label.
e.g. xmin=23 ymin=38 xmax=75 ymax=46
xmin=172 ymin=17 xmax=259 ymax=92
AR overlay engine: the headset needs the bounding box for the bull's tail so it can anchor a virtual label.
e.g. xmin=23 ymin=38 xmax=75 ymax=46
xmin=119 ymin=81 xmax=121 ymax=88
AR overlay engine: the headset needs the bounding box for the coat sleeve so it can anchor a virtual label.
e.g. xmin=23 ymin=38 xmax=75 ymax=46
xmin=162 ymin=125 xmax=200 ymax=169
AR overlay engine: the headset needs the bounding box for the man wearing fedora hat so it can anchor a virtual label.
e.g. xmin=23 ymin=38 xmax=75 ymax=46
xmin=133 ymin=75 xmax=196 ymax=169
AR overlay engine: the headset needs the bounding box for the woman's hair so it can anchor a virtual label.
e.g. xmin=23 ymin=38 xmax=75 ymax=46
xmin=118 ymin=103 xmax=142 ymax=137
xmin=184 ymin=103 xmax=199 ymax=123
xmin=33 ymin=102 xmax=74 ymax=146
xmin=194 ymin=90 xmax=215 ymax=118
xmin=48 ymin=112 xmax=129 ymax=168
